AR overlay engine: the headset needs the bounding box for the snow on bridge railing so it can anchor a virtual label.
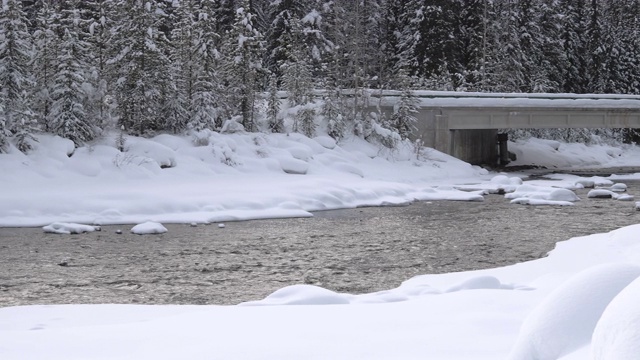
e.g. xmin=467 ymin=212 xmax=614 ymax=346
xmin=277 ymin=90 xmax=640 ymax=110
xmin=369 ymin=90 xmax=640 ymax=110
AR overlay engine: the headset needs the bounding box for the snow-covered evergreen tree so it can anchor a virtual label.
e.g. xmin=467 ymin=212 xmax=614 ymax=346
xmin=390 ymin=69 xmax=418 ymax=140
xmin=189 ymin=0 xmax=224 ymax=132
xmin=265 ymin=0 xmax=308 ymax=78
xmin=84 ymin=0 xmax=117 ymax=132
xmin=220 ymin=0 xmax=264 ymax=132
xmin=49 ymin=2 xmax=95 ymax=147
xmin=0 ymin=0 xmax=37 ymax=153
xmin=266 ymin=74 xmax=283 ymax=133
xmin=322 ymin=85 xmax=345 ymax=140
xmin=109 ymin=0 xmax=173 ymax=136
xmin=31 ymin=0 xmax=59 ymax=132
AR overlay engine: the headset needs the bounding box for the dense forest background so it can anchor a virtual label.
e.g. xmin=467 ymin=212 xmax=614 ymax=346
xmin=2 ymin=0 xmax=640 ymax=153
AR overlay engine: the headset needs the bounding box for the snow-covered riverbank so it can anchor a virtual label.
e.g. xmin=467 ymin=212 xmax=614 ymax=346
xmin=2 ymin=133 xmax=640 ymax=359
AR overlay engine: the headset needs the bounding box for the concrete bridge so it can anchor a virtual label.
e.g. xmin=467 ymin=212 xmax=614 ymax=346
xmin=372 ymin=91 xmax=640 ymax=165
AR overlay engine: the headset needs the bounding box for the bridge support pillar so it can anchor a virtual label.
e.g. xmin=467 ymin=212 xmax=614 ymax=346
xmin=497 ymin=133 xmax=510 ymax=166
xmin=450 ymin=129 xmax=499 ymax=165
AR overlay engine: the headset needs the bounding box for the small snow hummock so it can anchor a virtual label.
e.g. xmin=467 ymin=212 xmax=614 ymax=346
xmin=130 ymin=221 xmax=168 ymax=235
xmin=592 ymin=276 xmax=640 ymax=359
xmin=43 ymin=222 xmax=100 ymax=234
xmin=507 ymin=263 xmax=640 ymax=360
xmin=588 ymin=189 xmax=635 ymax=201
xmin=218 ymin=223 xmax=225 ymax=228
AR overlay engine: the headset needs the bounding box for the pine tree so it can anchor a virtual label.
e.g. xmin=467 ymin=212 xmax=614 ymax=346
xmin=109 ymin=0 xmax=173 ymax=136
xmin=0 ymin=0 xmax=37 ymax=153
xmin=322 ymin=85 xmax=345 ymax=140
xmin=220 ymin=0 xmax=265 ymax=132
xmin=561 ymin=0 xmax=591 ymax=93
xmin=50 ymin=2 xmax=95 ymax=147
xmin=266 ymin=74 xmax=283 ymax=133
xmin=264 ymin=0 xmax=308 ymax=79
xmin=84 ymin=0 xmax=117 ymax=132
xmin=166 ymin=0 xmax=193 ymax=133
xmin=190 ymin=0 xmax=224 ymax=131
xmin=390 ymin=69 xmax=418 ymax=140
xmin=31 ymin=0 xmax=59 ymax=132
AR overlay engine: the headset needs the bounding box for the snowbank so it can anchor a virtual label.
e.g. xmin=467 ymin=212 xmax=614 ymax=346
xmin=3 ymin=224 xmax=640 ymax=359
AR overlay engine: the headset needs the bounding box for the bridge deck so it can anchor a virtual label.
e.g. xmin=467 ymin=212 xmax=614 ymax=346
xmin=374 ymin=91 xmax=640 ymax=130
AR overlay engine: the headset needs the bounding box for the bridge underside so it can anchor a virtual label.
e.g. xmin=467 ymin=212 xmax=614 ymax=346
xmin=411 ymin=108 xmax=640 ymax=165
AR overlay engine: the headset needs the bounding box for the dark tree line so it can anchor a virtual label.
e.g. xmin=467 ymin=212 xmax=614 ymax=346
xmin=2 ymin=0 xmax=640 ymax=153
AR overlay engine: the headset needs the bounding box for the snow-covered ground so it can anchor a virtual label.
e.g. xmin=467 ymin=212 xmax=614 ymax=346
xmin=2 ymin=132 xmax=640 ymax=359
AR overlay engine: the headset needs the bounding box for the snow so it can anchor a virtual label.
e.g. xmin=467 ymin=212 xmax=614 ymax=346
xmin=592 ymin=276 xmax=640 ymax=359
xmin=130 ymin=221 xmax=167 ymax=235
xmin=0 ymin=133 xmax=490 ymax=227
xmin=3 ymin=132 xmax=640 ymax=359
xmin=42 ymin=222 xmax=99 ymax=234
xmin=506 ymin=263 xmax=640 ymax=360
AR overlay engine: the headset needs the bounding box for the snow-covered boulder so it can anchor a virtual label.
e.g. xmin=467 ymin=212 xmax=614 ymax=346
xmin=43 ymin=222 xmax=100 ymax=234
xmin=220 ymin=119 xmax=245 ymax=134
xmin=506 ymin=263 xmax=640 ymax=360
xmin=592 ymin=276 xmax=640 ymax=359
xmin=616 ymin=194 xmax=634 ymax=202
xmin=588 ymin=189 xmax=616 ymax=199
xmin=126 ymin=139 xmax=177 ymax=168
xmin=575 ymin=179 xmax=595 ymax=188
xmin=131 ymin=221 xmax=168 ymax=235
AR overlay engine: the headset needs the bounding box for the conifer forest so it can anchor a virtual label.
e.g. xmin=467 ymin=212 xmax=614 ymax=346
xmin=2 ymin=0 xmax=640 ymax=153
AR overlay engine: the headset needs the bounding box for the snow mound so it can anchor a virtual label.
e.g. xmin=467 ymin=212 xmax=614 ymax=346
xmin=220 ymin=119 xmax=245 ymax=133
xmin=42 ymin=222 xmax=99 ymax=234
xmin=616 ymin=194 xmax=634 ymax=202
xmin=277 ymin=156 xmax=309 ymax=175
xmin=126 ymin=139 xmax=177 ymax=169
xmin=588 ymin=189 xmax=617 ymax=199
xmin=313 ymin=136 xmax=337 ymax=149
xmin=240 ymin=284 xmax=351 ymax=306
xmin=592 ymin=276 xmax=640 ymax=359
xmin=507 ymin=263 xmax=640 ymax=360
xmin=510 ymin=198 xmax=575 ymax=206
xmin=131 ymin=221 xmax=168 ymax=235
xmin=575 ymin=179 xmax=595 ymax=188
xmin=506 ymin=185 xmax=580 ymax=205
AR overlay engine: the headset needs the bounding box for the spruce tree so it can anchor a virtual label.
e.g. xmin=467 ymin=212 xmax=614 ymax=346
xmin=220 ymin=0 xmax=264 ymax=132
xmin=266 ymin=74 xmax=283 ymax=133
xmin=0 ymin=0 xmax=37 ymax=153
xmin=390 ymin=69 xmax=418 ymax=140
xmin=50 ymin=3 xmax=95 ymax=147
xmin=84 ymin=0 xmax=117 ymax=132
xmin=31 ymin=0 xmax=59 ymax=132
xmin=190 ymin=0 xmax=224 ymax=131
xmin=109 ymin=0 xmax=173 ymax=136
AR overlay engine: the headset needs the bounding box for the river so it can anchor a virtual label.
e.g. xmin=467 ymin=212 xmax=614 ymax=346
xmin=1 ymin=175 xmax=639 ymax=306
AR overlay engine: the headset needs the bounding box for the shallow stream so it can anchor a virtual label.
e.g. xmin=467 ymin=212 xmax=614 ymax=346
xmin=1 ymin=176 xmax=639 ymax=306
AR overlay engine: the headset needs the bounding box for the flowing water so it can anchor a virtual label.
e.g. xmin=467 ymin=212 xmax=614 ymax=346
xmin=1 ymin=175 xmax=639 ymax=306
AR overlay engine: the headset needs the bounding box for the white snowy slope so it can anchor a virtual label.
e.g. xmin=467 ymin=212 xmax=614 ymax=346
xmin=3 ymin=224 xmax=640 ymax=359
xmin=3 ymin=133 xmax=640 ymax=359
xmin=0 ymin=132 xmax=487 ymax=227
xmin=3 ymin=132 xmax=640 ymax=227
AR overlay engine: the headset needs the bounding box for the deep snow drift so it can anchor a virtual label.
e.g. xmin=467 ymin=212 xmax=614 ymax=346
xmin=2 ymin=132 xmax=640 ymax=359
